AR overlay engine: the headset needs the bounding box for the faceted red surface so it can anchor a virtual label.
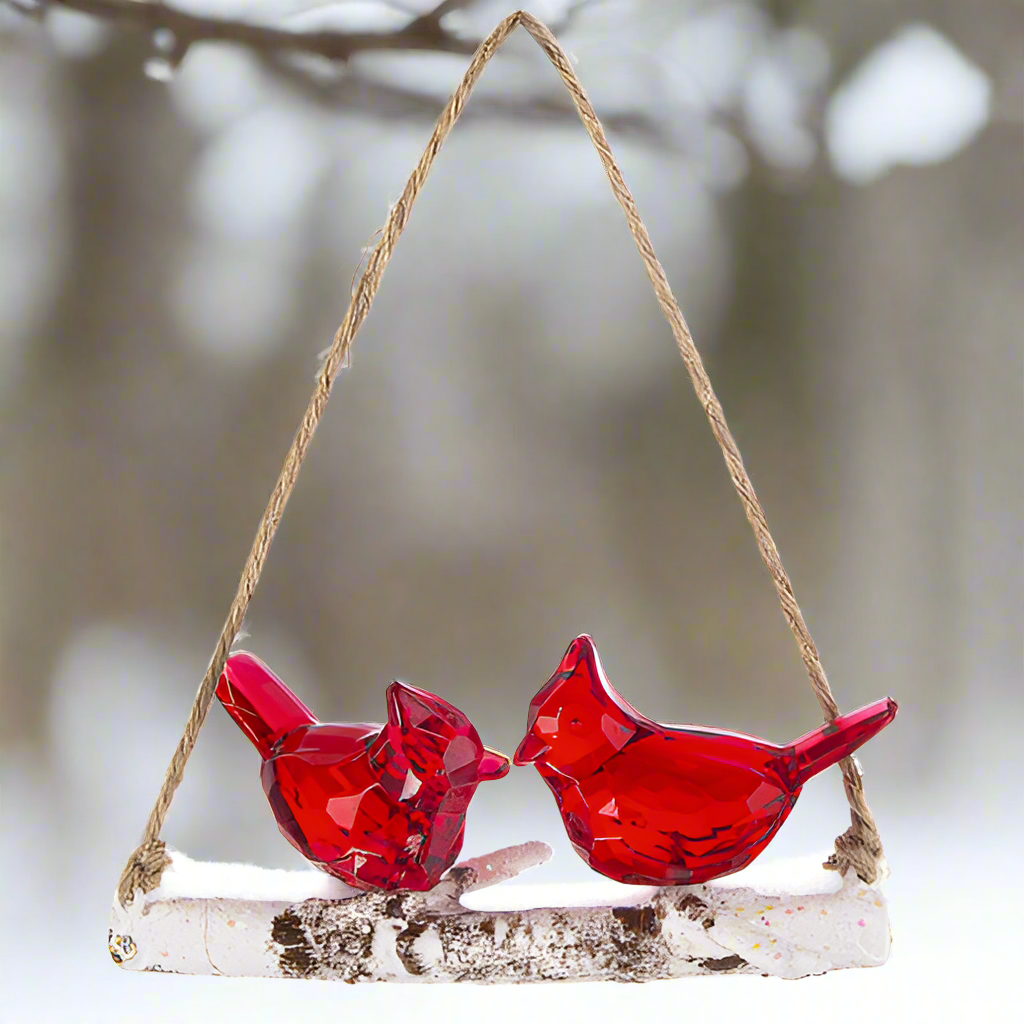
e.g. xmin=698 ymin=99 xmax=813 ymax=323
xmin=217 ymin=652 xmax=509 ymax=891
xmin=513 ymin=635 xmax=898 ymax=886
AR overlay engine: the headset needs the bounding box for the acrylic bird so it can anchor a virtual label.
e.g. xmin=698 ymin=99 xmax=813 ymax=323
xmin=217 ymin=651 xmax=510 ymax=891
xmin=513 ymin=635 xmax=898 ymax=886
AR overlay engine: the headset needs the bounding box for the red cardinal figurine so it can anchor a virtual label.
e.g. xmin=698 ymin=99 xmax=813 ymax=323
xmin=217 ymin=652 xmax=509 ymax=891
xmin=513 ymin=635 xmax=898 ymax=885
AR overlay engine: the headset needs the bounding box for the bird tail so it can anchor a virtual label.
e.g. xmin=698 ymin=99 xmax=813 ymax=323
xmin=216 ymin=652 xmax=317 ymax=760
xmin=787 ymin=697 xmax=898 ymax=789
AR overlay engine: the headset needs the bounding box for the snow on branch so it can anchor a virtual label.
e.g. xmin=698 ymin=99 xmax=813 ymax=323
xmin=6 ymin=0 xmax=682 ymax=145
xmin=22 ymin=0 xmax=482 ymax=62
xmin=109 ymin=844 xmax=890 ymax=982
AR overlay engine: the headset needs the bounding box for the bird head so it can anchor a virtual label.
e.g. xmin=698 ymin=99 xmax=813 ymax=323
xmin=385 ymin=681 xmax=510 ymax=789
xmin=513 ymin=635 xmax=639 ymax=778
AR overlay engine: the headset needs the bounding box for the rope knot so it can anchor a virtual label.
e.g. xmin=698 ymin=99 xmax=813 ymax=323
xmin=824 ymin=823 xmax=885 ymax=885
xmin=116 ymin=839 xmax=171 ymax=908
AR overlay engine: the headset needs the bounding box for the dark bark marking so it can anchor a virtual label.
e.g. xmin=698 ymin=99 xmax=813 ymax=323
xmin=384 ymin=895 xmax=408 ymax=918
xmin=271 ymin=908 xmax=315 ymax=978
xmin=612 ymin=905 xmax=660 ymax=937
xmin=677 ymin=893 xmax=715 ymax=929
xmin=396 ymin=920 xmax=430 ymax=976
xmin=700 ymin=954 xmax=748 ymax=972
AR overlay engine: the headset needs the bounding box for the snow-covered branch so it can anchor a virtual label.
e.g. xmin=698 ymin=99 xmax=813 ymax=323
xmin=109 ymin=844 xmax=890 ymax=982
xmin=6 ymin=0 xmax=683 ymax=146
xmin=23 ymin=0 xmax=481 ymax=61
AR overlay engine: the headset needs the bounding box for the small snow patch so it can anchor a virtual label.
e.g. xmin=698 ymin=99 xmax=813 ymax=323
xmin=825 ymin=24 xmax=991 ymax=184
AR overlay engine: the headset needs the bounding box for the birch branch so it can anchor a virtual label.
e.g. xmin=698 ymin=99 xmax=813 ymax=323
xmin=109 ymin=844 xmax=891 ymax=982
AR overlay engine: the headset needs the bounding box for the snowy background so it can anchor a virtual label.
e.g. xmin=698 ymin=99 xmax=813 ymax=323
xmin=1 ymin=1 xmax=1021 ymax=1021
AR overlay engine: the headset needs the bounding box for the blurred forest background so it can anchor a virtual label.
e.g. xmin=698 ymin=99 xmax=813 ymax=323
xmin=1 ymin=1 xmax=1021 ymax=1022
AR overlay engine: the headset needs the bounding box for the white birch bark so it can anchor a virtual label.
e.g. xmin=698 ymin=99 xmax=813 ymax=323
xmin=108 ymin=843 xmax=890 ymax=982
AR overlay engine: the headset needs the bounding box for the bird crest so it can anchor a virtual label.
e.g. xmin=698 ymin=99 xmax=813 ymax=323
xmin=513 ymin=635 xmax=640 ymax=777
xmin=385 ymin=681 xmax=509 ymax=788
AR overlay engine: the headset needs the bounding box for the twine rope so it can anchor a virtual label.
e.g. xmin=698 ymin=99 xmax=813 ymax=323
xmin=116 ymin=10 xmax=885 ymax=908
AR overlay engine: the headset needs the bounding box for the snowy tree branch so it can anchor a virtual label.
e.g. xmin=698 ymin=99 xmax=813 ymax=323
xmin=12 ymin=0 xmax=484 ymax=59
xmin=109 ymin=844 xmax=891 ymax=982
xmin=7 ymin=0 xmax=590 ymax=61
xmin=6 ymin=0 xmax=686 ymax=146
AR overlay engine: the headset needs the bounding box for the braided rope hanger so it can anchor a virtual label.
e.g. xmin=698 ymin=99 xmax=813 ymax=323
xmin=116 ymin=10 xmax=886 ymax=908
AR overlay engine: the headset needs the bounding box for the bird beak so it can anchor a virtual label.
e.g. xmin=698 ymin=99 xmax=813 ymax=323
xmin=478 ymin=747 xmax=511 ymax=781
xmin=513 ymin=733 xmax=549 ymax=765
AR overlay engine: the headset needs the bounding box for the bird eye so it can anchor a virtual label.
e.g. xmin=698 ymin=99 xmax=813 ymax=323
xmin=569 ymin=717 xmax=582 ymax=729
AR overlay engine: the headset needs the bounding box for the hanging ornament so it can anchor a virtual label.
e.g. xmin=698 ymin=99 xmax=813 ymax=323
xmin=514 ymin=636 xmax=897 ymax=885
xmin=218 ymin=652 xmax=509 ymax=891
xmin=108 ymin=11 xmax=899 ymax=983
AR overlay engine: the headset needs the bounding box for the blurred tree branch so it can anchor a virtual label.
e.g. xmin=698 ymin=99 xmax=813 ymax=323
xmin=5 ymin=0 xmax=687 ymax=146
xmin=26 ymin=0 xmax=482 ymax=60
